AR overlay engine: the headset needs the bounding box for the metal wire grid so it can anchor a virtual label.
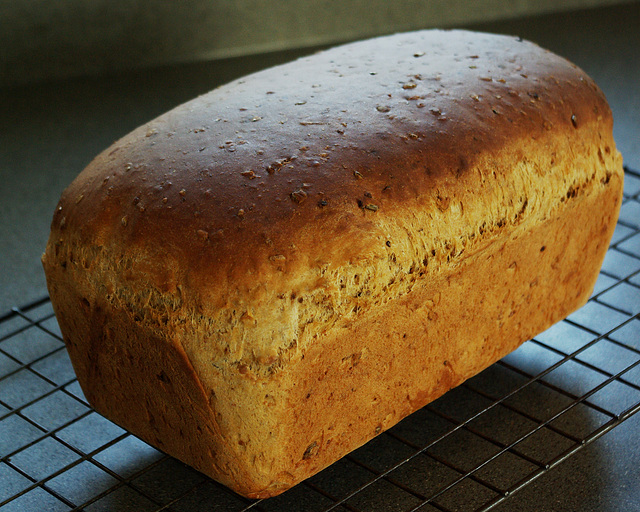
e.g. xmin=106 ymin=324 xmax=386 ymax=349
xmin=1 ymin=167 xmax=639 ymax=512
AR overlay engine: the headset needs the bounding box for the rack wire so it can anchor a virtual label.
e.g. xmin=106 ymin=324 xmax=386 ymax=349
xmin=1 ymin=167 xmax=639 ymax=512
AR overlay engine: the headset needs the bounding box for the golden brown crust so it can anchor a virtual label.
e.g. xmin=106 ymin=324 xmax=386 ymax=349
xmin=47 ymin=30 xmax=612 ymax=303
xmin=42 ymin=29 xmax=623 ymax=497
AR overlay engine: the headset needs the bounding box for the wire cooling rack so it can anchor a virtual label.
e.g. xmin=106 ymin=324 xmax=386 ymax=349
xmin=1 ymin=168 xmax=639 ymax=512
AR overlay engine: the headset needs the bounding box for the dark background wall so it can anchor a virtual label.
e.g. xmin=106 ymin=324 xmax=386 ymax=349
xmin=1 ymin=0 xmax=633 ymax=87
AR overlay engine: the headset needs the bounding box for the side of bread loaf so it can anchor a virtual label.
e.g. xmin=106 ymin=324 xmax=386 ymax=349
xmin=42 ymin=29 xmax=623 ymax=497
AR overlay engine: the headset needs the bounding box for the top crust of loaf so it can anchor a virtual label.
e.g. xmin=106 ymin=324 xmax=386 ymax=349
xmin=44 ymin=30 xmax=620 ymax=375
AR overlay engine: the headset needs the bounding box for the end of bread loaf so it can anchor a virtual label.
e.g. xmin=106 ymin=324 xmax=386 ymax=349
xmin=42 ymin=29 xmax=623 ymax=497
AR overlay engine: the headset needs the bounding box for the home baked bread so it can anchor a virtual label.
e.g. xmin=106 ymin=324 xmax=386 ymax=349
xmin=42 ymin=29 xmax=623 ymax=498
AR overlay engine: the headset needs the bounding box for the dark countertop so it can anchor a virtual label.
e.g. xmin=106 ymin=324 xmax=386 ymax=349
xmin=1 ymin=3 xmax=639 ymax=511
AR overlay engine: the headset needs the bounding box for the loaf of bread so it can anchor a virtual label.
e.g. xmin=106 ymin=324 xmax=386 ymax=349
xmin=43 ymin=29 xmax=623 ymax=498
